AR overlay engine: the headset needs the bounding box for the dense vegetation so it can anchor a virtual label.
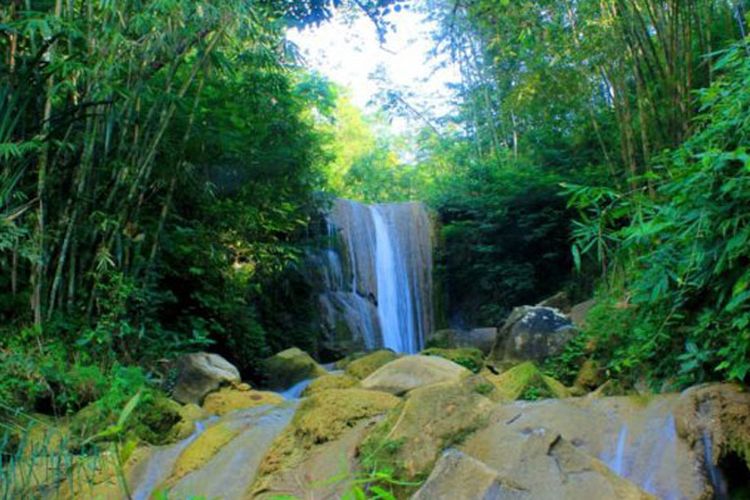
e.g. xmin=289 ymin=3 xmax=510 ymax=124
xmin=1 ymin=0 xmax=749 ymax=437
xmin=0 ymin=0 xmax=403 ymax=415
xmin=416 ymin=0 xmax=750 ymax=387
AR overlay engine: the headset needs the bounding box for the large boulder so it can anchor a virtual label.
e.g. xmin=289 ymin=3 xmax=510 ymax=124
xmin=262 ymin=347 xmax=327 ymax=390
xmin=253 ymin=388 xmax=399 ymax=492
xmin=171 ymin=352 xmax=241 ymax=405
xmin=361 ymin=380 xmax=493 ymax=479
xmin=253 ymin=419 xmax=373 ymax=499
xmin=344 ymin=349 xmax=399 ymax=379
xmin=360 ymin=355 xmax=471 ymax=395
xmin=148 ymin=404 xmax=297 ymax=500
xmin=489 ymin=306 xmax=576 ymax=363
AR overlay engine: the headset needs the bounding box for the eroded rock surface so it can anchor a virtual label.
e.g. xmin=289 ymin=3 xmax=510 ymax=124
xmin=362 ymin=380 xmax=493 ymax=479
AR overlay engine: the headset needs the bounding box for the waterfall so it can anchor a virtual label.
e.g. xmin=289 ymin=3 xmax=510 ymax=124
xmin=315 ymin=199 xmax=433 ymax=353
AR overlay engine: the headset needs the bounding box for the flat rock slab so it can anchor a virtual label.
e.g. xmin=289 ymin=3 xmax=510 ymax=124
xmin=360 ymin=355 xmax=471 ymax=395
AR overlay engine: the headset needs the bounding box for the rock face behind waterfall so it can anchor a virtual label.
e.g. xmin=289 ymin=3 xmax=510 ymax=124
xmin=312 ymin=199 xmax=434 ymax=355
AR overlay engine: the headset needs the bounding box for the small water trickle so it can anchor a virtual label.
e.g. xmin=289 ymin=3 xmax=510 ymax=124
xmin=702 ymin=429 xmax=729 ymax=499
xmin=132 ymin=415 xmax=218 ymax=500
xmin=641 ymin=414 xmax=679 ymax=500
xmin=280 ymin=378 xmax=314 ymax=399
xmin=606 ymin=424 xmax=629 ymax=476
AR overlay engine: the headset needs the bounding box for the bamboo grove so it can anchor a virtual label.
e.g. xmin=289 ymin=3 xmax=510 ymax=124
xmin=418 ymin=0 xmax=750 ymax=386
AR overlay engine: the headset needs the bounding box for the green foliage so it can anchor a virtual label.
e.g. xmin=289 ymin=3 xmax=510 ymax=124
xmin=569 ymin=41 xmax=750 ymax=387
xmin=426 ymin=148 xmax=574 ymax=325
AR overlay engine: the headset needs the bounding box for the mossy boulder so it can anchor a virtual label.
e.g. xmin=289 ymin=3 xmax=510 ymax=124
xmin=256 ymin=388 xmax=399 ymax=479
xmin=202 ymin=386 xmax=284 ymax=416
xmin=344 ymin=350 xmax=399 ymax=379
xmin=360 ymin=355 xmax=471 ymax=395
xmin=360 ymin=380 xmax=493 ymax=480
xmin=483 ymin=361 xmax=570 ymax=402
xmin=301 ymin=373 xmax=358 ymax=396
xmin=69 ymin=392 xmax=190 ymax=447
xmin=262 ymin=347 xmax=327 ymax=390
xmin=420 ymin=347 xmax=484 ymax=373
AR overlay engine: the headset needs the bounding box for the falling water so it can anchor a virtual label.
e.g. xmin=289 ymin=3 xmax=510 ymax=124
xmin=316 ymin=199 xmax=433 ymax=353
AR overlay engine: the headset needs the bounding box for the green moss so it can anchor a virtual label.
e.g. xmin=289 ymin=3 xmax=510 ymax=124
xmin=257 ymin=388 xmax=400 ymax=479
xmin=202 ymin=387 xmax=284 ymax=415
xmin=164 ymin=422 xmax=238 ymax=486
xmin=486 ymin=362 xmax=570 ymax=401
xmin=359 ymin=380 xmax=492 ymax=481
xmin=344 ymin=350 xmax=399 ymax=379
xmin=301 ymin=373 xmax=358 ymax=396
xmin=420 ymin=348 xmax=484 ymax=373
xmin=262 ymin=347 xmax=327 ymax=389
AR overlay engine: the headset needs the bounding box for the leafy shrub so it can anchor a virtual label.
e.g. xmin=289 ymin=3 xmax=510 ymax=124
xmin=568 ymin=41 xmax=750 ymax=387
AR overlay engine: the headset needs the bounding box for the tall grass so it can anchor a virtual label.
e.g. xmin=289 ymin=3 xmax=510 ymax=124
xmin=0 ymin=406 xmax=109 ymax=500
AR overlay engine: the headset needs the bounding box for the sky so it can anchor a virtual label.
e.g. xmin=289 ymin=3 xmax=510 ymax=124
xmin=286 ymin=4 xmax=460 ymax=133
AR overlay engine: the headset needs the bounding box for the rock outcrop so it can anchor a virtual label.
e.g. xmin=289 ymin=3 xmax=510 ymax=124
xmin=254 ymin=388 xmax=400 ymax=487
xmin=460 ymin=395 xmax=710 ymax=499
xmin=171 ymin=352 xmax=241 ymax=405
xmin=461 ymin=429 xmax=655 ymax=500
xmin=489 ymin=306 xmax=576 ymax=363
xmin=360 ymin=355 xmax=471 ymax=395
xmin=361 ymin=380 xmax=493 ymax=479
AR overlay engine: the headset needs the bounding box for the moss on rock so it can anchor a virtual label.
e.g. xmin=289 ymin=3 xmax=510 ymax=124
xmin=484 ymin=361 xmax=571 ymax=402
xmin=359 ymin=380 xmax=493 ymax=480
xmin=202 ymin=386 xmax=284 ymax=416
xmin=574 ymin=358 xmax=603 ymax=390
xmin=420 ymin=347 xmax=484 ymax=373
xmin=165 ymin=422 xmax=238 ymax=485
xmin=344 ymin=350 xmax=399 ymax=379
xmin=262 ymin=347 xmax=327 ymax=390
xmin=301 ymin=373 xmax=358 ymax=396
xmin=257 ymin=388 xmax=399 ymax=479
